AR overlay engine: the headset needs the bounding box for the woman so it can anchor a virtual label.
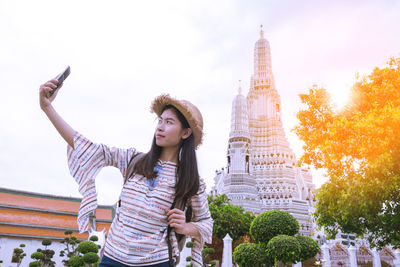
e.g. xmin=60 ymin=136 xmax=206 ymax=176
xmin=39 ymin=76 xmax=213 ymax=267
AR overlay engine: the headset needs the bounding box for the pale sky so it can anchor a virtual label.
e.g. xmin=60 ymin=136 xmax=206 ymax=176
xmin=1 ymin=0 xmax=399 ymax=205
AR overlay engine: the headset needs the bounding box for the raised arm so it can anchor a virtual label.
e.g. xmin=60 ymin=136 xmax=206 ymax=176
xmin=39 ymin=77 xmax=75 ymax=149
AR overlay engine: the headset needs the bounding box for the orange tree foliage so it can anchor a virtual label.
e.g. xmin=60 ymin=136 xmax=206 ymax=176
xmin=294 ymin=57 xmax=400 ymax=249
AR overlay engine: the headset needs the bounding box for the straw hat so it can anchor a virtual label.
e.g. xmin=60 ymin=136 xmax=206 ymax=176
xmin=151 ymin=94 xmax=203 ymax=149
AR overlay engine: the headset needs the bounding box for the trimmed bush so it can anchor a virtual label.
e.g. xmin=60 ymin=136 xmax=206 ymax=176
xmin=42 ymin=239 xmax=52 ymax=246
xmin=250 ymin=210 xmax=299 ymax=244
xmin=64 ymin=230 xmax=73 ymax=235
xmin=296 ymin=236 xmax=320 ymax=262
xmin=202 ymin=247 xmax=215 ymax=256
xmin=82 ymin=252 xmax=99 ymax=264
xmin=29 ymin=261 xmax=40 ymax=267
xmin=69 ymin=255 xmax=84 ymax=267
xmin=77 ymin=241 xmax=99 ymax=254
xmin=267 ymin=235 xmax=301 ymax=264
xmin=89 ymin=235 xmax=99 ymax=242
xmin=233 ymin=243 xmax=272 ymax=267
xmin=30 ymin=252 xmax=44 ymax=260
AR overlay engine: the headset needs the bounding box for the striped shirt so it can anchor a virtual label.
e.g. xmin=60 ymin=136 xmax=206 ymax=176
xmin=67 ymin=131 xmax=213 ymax=266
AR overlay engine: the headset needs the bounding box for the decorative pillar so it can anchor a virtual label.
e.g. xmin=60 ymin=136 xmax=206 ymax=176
xmin=222 ymin=234 xmax=232 ymax=267
xmin=393 ymin=249 xmax=400 ymax=267
xmin=372 ymin=248 xmax=381 ymax=267
xmin=321 ymin=244 xmax=331 ymax=267
xmin=348 ymin=246 xmax=357 ymax=267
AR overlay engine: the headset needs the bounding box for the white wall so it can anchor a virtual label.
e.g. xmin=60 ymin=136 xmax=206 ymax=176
xmin=0 ymin=237 xmax=67 ymax=267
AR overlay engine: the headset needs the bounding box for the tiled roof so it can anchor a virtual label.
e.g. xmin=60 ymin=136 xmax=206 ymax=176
xmin=0 ymin=188 xmax=113 ymax=240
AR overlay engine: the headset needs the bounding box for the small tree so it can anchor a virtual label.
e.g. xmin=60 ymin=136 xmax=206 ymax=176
xmin=30 ymin=251 xmax=43 ymax=267
xmin=243 ymin=210 xmax=319 ymax=265
xmin=82 ymin=252 xmax=99 ymax=266
xmin=202 ymin=246 xmax=215 ymax=265
xmin=41 ymin=239 xmax=56 ymax=267
xmin=184 ymin=241 xmax=194 ymax=267
xmin=295 ymin=236 xmax=320 ymax=262
xmin=29 ymin=239 xmax=56 ymax=267
xmin=267 ymin=235 xmax=301 ymax=265
xmin=11 ymin=244 xmax=26 ymax=266
xmin=233 ymin=243 xmax=273 ymax=267
xmin=68 ymin=255 xmax=84 ymax=267
xmin=60 ymin=230 xmax=82 ymax=265
xmin=250 ymin=210 xmax=299 ymax=244
xmin=208 ymin=194 xmax=255 ymax=241
xmin=61 ymin=240 xmax=100 ymax=267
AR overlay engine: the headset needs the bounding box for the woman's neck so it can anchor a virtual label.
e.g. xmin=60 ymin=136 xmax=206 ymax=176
xmin=159 ymin=146 xmax=179 ymax=163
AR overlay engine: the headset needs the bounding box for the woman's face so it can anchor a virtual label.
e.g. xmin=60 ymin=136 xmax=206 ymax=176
xmin=155 ymin=108 xmax=192 ymax=149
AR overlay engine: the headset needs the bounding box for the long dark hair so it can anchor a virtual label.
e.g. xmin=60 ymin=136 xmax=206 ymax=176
xmin=133 ymin=105 xmax=200 ymax=201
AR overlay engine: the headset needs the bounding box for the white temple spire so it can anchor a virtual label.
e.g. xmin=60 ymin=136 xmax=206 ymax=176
xmin=213 ymin=27 xmax=315 ymax=230
xmin=260 ymin=24 xmax=264 ymax=38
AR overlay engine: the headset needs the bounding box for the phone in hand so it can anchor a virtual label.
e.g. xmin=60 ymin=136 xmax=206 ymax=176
xmin=49 ymin=66 xmax=70 ymax=97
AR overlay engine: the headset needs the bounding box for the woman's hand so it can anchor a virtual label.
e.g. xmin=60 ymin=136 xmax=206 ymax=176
xmin=38 ymin=75 xmax=75 ymax=148
xmin=39 ymin=77 xmax=63 ymax=111
xmin=166 ymin=208 xmax=200 ymax=239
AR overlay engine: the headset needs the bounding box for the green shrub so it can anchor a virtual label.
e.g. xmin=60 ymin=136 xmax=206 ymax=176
xmin=42 ymin=239 xmax=52 ymax=247
xmin=77 ymin=241 xmax=99 ymax=254
xmin=233 ymin=243 xmax=272 ymax=267
xmin=83 ymin=252 xmax=99 ymax=264
xmin=186 ymin=241 xmax=194 ymax=248
xmin=267 ymin=235 xmax=301 ymax=264
xmin=202 ymin=247 xmax=215 ymax=256
xmin=64 ymin=230 xmax=73 ymax=235
xmin=296 ymin=236 xmax=320 ymax=262
xmin=30 ymin=252 xmax=44 ymax=260
xmin=13 ymin=248 xmax=23 ymax=254
xmin=29 ymin=261 xmax=40 ymax=267
xmin=186 ymin=256 xmax=192 ymax=262
xmin=89 ymin=235 xmax=99 ymax=242
xmin=68 ymin=255 xmax=84 ymax=267
xmin=250 ymin=210 xmax=299 ymax=244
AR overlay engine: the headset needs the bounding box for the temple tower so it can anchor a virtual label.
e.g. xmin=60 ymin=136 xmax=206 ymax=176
xmin=221 ymin=83 xmax=260 ymax=214
xmin=213 ymin=26 xmax=315 ymax=235
xmin=247 ymin=26 xmax=314 ymax=233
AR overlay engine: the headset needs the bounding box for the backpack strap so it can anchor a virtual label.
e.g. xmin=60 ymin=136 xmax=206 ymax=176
xmin=118 ymin=152 xmax=145 ymax=208
xmin=124 ymin=152 xmax=146 ymax=183
xmin=167 ymin=197 xmax=193 ymax=266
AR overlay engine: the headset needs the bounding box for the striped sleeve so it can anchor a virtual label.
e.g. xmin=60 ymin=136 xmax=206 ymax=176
xmin=67 ymin=131 xmax=137 ymax=233
xmin=188 ymin=178 xmax=213 ymax=267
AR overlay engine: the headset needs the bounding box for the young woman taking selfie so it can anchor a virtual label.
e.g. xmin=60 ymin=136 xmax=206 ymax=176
xmin=39 ymin=74 xmax=213 ymax=267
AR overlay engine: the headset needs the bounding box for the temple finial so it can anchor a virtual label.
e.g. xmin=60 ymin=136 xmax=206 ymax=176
xmin=238 ymin=80 xmax=242 ymax=95
xmin=260 ymin=24 xmax=264 ymax=38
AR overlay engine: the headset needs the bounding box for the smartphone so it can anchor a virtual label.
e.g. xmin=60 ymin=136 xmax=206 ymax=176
xmin=49 ymin=66 xmax=70 ymax=97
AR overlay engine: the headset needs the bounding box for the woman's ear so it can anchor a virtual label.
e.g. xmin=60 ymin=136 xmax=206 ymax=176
xmin=182 ymin=128 xmax=193 ymax=140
